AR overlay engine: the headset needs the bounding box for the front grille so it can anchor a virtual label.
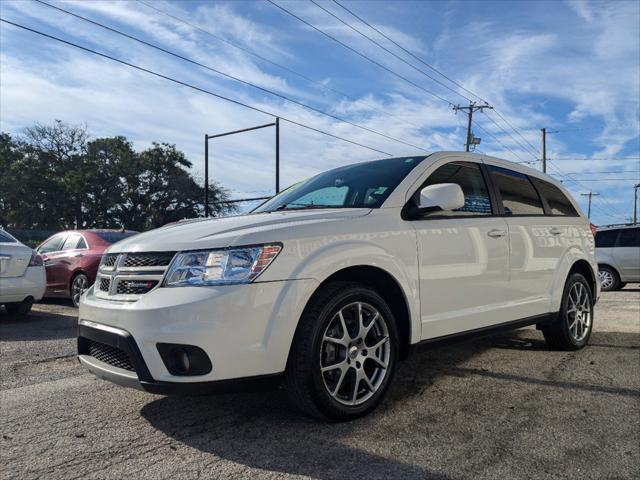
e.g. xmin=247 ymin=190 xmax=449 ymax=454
xmin=86 ymin=339 xmax=135 ymax=372
xmin=99 ymin=278 xmax=111 ymax=292
xmin=123 ymin=252 xmax=175 ymax=268
xmin=116 ymin=279 xmax=158 ymax=295
xmin=101 ymin=254 xmax=118 ymax=267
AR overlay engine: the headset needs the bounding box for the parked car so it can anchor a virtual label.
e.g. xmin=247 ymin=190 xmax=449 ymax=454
xmin=77 ymin=152 xmax=598 ymax=420
xmin=37 ymin=229 xmax=138 ymax=307
xmin=595 ymin=224 xmax=640 ymax=291
xmin=0 ymin=229 xmax=46 ymax=317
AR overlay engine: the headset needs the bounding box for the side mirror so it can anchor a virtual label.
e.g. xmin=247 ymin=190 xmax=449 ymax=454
xmin=419 ymin=183 xmax=465 ymax=211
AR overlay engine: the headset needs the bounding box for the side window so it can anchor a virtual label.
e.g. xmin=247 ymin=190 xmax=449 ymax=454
xmin=595 ymin=229 xmax=619 ymax=248
xmin=617 ymin=228 xmax=640 ymax=247
xmin=418 ymin=162 xmax=492 ymax=217
xmin=294 ymin=186 xmax=348 ymax=206
xmin=489 ymin=166 xmax=544 ymax=215
xmin=62 ymin=234 xmax=87 ymax=250
xmin=531 ymin=178 xmax=578 ymax=216
xmin=38 ymin=235 xmax=66 ymax=253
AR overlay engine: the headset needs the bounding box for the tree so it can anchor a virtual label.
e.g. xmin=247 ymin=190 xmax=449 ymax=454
xmin=0 ymin=121 xmax=236 ymax=232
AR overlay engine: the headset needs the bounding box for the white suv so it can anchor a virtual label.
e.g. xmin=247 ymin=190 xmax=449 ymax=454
xmin=78 ymin=152 xmax=599 ymax=420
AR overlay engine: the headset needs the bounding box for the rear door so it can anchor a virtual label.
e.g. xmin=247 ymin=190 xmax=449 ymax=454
xmin=487 ymin=166 xmax=561 ymax=320
xmin=614 ymin=227 xmax=640 ymax=281
xmin=409 ymin=160 xmax=510 ymax=339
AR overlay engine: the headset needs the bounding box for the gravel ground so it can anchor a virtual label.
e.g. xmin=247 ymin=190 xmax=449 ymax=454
xmin=1 ymin=288 xmax=639 ymax=479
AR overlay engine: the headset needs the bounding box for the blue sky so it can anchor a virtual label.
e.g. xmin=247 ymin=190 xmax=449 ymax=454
xmin=1 ymin=0 xmax=639 ymax=225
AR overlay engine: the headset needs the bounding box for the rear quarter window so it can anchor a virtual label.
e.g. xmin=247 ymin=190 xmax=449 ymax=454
xmin=617 ymin=228 xmax=640 ymax=247
xmin=595 ymin=229 xmax=619 ymax=248
xmin=488 ymin=166 xmax=544 ymax=215
xmin=531 ymin=178 xmax=578 ymax=216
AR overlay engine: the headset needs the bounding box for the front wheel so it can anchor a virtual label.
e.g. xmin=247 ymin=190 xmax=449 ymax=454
xmin=542 ymin=273 xmax=593 ymax=350
xmin=71 ymin=273 xmax=89 ymax=308
xmin=285 ymin=282 xmax=399 ymax=421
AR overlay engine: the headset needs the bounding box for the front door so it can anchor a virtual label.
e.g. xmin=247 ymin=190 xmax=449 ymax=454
xmin=410 ymin=160 xmax=510 ymax=340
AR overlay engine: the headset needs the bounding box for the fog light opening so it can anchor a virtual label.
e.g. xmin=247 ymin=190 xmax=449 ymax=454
xmin=173 ymin=349 xmax=190 ymax=374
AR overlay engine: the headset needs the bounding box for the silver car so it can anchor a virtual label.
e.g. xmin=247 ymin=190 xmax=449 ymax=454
xmin=595 ymin=225 xmax=640 ymax=291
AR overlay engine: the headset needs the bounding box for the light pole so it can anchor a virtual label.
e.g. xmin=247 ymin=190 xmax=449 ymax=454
xmin=634 ymin=183 xmax=640 ymax=225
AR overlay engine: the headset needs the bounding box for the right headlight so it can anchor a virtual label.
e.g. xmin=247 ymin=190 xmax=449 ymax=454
xmin=163 ymin=244 xmax=281 ymax=287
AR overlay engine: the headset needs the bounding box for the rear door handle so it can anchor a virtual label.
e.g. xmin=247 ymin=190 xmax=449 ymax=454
xmin=550 ymin=227 xmax=563 ymax=235
xmin=488 ymin=229 xmax=507 ymax=238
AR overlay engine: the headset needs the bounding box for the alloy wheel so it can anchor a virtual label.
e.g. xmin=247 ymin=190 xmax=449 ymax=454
xmin=72 ymin=274 xmax=88 ymax=307
xmin=566 ymin=282 xmax=591 ymax=342
xmin=319 ymin=302 xmax=390 ymax=406
xmin=598 ymin=270 xmax=613 ymax=290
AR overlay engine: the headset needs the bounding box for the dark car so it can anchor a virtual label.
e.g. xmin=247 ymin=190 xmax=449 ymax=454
xmin=36 ymin=229 xmax=138 ymax=307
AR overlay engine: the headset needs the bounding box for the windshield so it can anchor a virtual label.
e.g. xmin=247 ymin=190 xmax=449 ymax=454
xmin=253 ymin=156 xmax=426 ymax=213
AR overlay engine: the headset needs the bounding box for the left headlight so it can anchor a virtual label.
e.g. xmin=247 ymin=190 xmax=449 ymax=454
xmin=163 ymin=244 xmax=282 ymax=287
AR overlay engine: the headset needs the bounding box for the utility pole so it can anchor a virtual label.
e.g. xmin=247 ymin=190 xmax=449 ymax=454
xmin=541 ymin=128 xmax=546 ymax=173
xmin=634 ymin=183 xmax=640 ymax=224
xmin=581 ymin=192 xmax=600 ymax=219
xmin=453 ymin=102 xmax=493 ymax=152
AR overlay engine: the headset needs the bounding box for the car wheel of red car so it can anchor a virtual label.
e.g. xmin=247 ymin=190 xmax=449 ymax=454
xmin=71 ymin=273 xmax=89 ymax=308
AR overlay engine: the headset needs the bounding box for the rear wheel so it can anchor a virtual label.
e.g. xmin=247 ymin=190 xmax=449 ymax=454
xmin=5 ymin=297 xmax=34 ymax=318
xmin=598 ymin=266 xmax=619 ymax=291
xmin=285 ymin=282 xmax=398 ymax=421
xmin=542 ymin=273 xmax=593 ymax=350
xmin=71 ymin=273 xmax=89 ymax=308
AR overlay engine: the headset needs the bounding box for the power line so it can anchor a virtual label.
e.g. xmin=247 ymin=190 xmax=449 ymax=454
xmin=0 ymin=18 xmax=394 ymax=156
xmin=310 ymin=0 xmax=473 ymax=103
xmin=34 ymin=0 xmax=427 ymax=153
xmin=266 ymin=0 xmax=456 ymax=106
xmin=549 ymin=157 xmax=640 ymax=161
xmin=481 ymin=110 xmax=540 ymax=159
xmin=554 ymin=178 xmax=640 ymax=182
xmin=135 ymin=0 xmax=424 ymax=130
xmin=558 ymin=170 xmax=640 ymax=175
xmin=331 ymin=0 xmax=487 ymax=104
xmin=471 ymin=120 xmax=530 ymax=164
xmin=329 ymin=0 xmax=542 ymax=162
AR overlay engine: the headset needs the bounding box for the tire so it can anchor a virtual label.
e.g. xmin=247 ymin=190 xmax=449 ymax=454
xmin=5 ymin=297 xmax=34 ymax=318
xmin=618 ymin=282 xmax=627 ymax=290
xmin=598 ymin=265 xmax=619 ymax=292
xmin=71 ymin=273 xmax=89 ymax=308
xmin=542 ymin=273 xmax=593 ymax=351
xmin=284 ymin=281 xmax=399 ymax=421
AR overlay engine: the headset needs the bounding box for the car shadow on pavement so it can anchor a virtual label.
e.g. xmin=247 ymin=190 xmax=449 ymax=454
xmin=140 ymin=338 xmax=501 ymax=479
xmin=0 ymin=305 xmax=77 ymax=341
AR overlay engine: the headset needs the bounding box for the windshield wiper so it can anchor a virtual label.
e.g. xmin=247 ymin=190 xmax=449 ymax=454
xmin=274 ymin=203 xmax=338 ymax=211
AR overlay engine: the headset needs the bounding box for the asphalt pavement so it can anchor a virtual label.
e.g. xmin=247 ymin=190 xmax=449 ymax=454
xmin=1 ymin=289 xmax=639 ymax=479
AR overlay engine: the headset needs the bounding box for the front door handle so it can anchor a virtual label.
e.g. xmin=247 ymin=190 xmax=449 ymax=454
xmin=488 ymin=229 xmax=507 ymax=238
xmin=550 ymin=227 xmax=563 ymax=235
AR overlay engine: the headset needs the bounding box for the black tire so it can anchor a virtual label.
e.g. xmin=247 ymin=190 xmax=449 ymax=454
xmin=598 ymin=265 xmax=620 ymax=292
xmin=5 ymin=297 xmax=34 ymax=318
xmin=284 ymin=281 xmax=399 ymax=421
xmin=542 ymin=273 xmax=593 ymax=351
xmin=618 ymin=282 xmax=627 ymax=290
xmin=70 ymin=273 xmax=89 ymax=308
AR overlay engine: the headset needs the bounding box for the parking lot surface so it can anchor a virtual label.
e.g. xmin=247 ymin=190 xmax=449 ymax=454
xmin=1 ymin=289 xmax=639 ymax=479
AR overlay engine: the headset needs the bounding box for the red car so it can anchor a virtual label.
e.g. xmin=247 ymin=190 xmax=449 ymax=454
xmin=36 ymin=229 xmax=138 ymax=307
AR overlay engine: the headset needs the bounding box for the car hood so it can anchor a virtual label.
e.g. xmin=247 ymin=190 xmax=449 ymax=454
xmin=106 ymin=209 xmax=372 ymax=253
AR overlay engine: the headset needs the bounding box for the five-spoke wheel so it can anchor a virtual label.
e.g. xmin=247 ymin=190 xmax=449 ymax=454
xmin=71 ymin=273 xmax=89 ymax=308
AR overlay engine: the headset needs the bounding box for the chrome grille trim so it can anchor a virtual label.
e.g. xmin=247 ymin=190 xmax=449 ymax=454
xmin=95 ymin=252 xmax=176 ymax=301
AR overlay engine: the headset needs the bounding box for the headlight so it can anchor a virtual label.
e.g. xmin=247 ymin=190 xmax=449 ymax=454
xmin=163 ymin=244 xmax=281 ymax=287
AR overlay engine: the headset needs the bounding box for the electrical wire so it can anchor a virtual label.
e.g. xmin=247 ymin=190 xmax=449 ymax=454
xmin=0 ymin=18 xmax=396 ymax=156
xmin=266 ymin=0 xmax=456 ymax=106
xmin=135 ymin=0 xmax=425 ymax=130
xmin=34 ymin=0 xmax=427 ymax=152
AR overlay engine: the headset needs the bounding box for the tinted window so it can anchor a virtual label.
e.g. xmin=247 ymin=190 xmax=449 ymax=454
xmin=420 ymin=162 xmax=492 ymax=217
xmin=617 ymin=228 xmax=640 ymax=247
xmin=253 ymin=156 xmax=425 ymax=212
xmin=62 ymin=234 xmax=83 ymax=250
xmin=94 ymin=231 xmax=138 ymax=243
xmin=595 ymin=229 xmax=619 ymax=248
xmin=77 ymin=237 xmax=88 ymax=249
xmin=0 ymin=231 xmax=16 ymax=243
xmin=489 ymin=166 xmax=544 ymax=215
xmin=532 ymin=178 xmax=578 ymax=216
xmin=38 ymin=234 xmax=66 ymax=253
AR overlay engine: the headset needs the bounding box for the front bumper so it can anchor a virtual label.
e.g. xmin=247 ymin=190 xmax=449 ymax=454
xmin=77 ymin=279 xmax=317 ymax=391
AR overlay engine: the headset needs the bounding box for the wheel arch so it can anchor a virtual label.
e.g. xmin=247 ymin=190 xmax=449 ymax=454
xmin=568 ymin=259 xmax=597 ymax=298
xmin=69 ymin=269 xmax=89 ymax=296
xmin=297 ymin=265 xmax=414 ymax=361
